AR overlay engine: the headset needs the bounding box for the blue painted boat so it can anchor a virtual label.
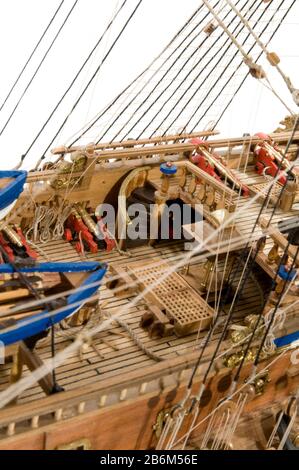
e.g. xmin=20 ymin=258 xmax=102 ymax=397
xmin=0 ymin=261 xmax=102 ymax=274
xmin=0 ymin=262 xmax=107 ymax=346
xmin=0 ymin=171 xmax=27 ymax=220
xmin=274 ymin=330 xmax=299 ymax=349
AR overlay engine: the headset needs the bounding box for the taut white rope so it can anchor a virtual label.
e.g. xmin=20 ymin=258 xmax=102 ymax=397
xmin=224 ymin=0 xmax=299 ymax=106
xmin=0 ymin=143 xmax=297 ymax=409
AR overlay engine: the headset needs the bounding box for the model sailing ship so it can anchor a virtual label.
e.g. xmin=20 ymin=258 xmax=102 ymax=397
xmin=0 ymin=0 xmax=298 ymax=450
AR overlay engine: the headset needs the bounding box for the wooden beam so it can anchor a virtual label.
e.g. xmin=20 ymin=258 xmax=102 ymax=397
xmin=259 ymin=216 xmax=299 ymax=266
xmin=93 ymin=141 xmax=229 ymax=161
xmin=176 ymin=161 xmax=236 ymax=198
xmin=51 ymin=130 xmax=219 ymax=155
xmin=51 ymin=130 xmax=299 ymax=157
xmin=63 ymin=132 xmax=299 ymax=161
xmin=207 ymin=131 xmax=299 ymax=148
xmin=23 ymin=131 xmax=299 ymax=186
xmin=19 ymin=342 xmax=55 ymax=396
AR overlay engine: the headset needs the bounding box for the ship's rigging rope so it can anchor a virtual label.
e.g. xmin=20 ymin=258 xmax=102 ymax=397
xmin=37 ymin=0 xmax=144 ymax=164
xmin=218 ymin=195 xmax=299 ymax=396
xmin=205 ymin=148 xmax=253 ymax=340
xmin=0 ymin=245 xmax=61 ymax=391
xmin=277 ymin=405 xmax=298 ymax=450
xmin=176 ymin=279 xmax=298 ymax=449
xmin=227 ymin=228 xmax=298 ymax=395
xmin=0 ymin=290 xmax=296 ymax=411
xmin=121 ymin=0 xmax=249 ymax=142
xmin=267 ymin=411 xmax=284 ymax=449
xmin=1 ymin=154 xmax=298 ymax=327
xmin=105 ymin=0 xmax=290 ymax=141
xmin=224 ymin=0 xmax=299 ymax=106
xmin=200 ymin=0 xmax=295 ymax=114
xmin=5 ymin=0 xmax=293 ymax=169
xmin=222 ymin=117 xmax=299 ymax=389
xmin=172 ymin=349 xmax=293 ymax=449
xmin=187 ymin=0 xmax=294 ymax=133
xmin=232 ymin=233 xmax=298 ymax=376
xmin=94 ymin=1 xmax=216 ymax=143
xmin=104 ymin=312 xmax=164 ymax=362
xmin=0 ymin=4 xmax=296 ymax=348
xmin=0 ymin=0 xmax=80 ymax=139
xmin=263 ymin=309 xmax=286 ymax=354
xmin=2 ymin=130 xmax=296 ymax=322
xmin=0 ymin=155 xmax=296 ymax=408
xmin=212 ymin=117 xmax=299 ymax=340
xmin=0 ymin=0 xmax=65 ymax=114
xmin=13 ymin=0 xmax=289 ymax=165
xmin=154 ymin=119 xmax=299 ymax=448
xmin=25 ymin=203 xmax=73 ymax=243
xmin=0 ymin=162 xmax=296 ymax=440
xmin=0 ymin=3 xmax=296 ymax=440
xmin=210 ymin=0 xmax=297 ymax=133
xmin=200 ymin=391 xmax=248 ymax=450
xmin=256 ymin=78 xmax=294 ymax=115
xmin=0 ymin=141 xmax=296 ymax=324
xmin=0 ymin=282 xmax=298 ymax=414
xmin=18 ymin=0 xmax=131 ymax=167
xmin=66 ymin=0 xmax=290 ymax=147
xmin=186 ymin=236 xmax=298 ymax=446
xmin=67 ymin=2 xmax=208 ymax=146
xmin=193 ymin=125 xmax=254 ymax=348
xmin=102 ymin=0 xmax=260 ymax=142
xmin=0 ymin=227 xmax=273 ymax=319
xmin=254 ymin=246 xmax=299 ymax=364
xmin=152 ymin=0 xmax=265 ymax=138
xmin=266 ymin=119 xmax=299 ymax=228
xmin=40 ymin=304 xmax=164 ymax=363
xmin=178 ymin=272 xmax=286 ymax=449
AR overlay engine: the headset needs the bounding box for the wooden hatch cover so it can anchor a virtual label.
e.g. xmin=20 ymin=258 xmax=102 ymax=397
xmin=117 ymin=258 xmax=214 ymax=336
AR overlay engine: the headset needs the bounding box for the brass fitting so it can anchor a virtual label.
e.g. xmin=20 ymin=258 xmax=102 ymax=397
xmin=75 ymin=205 xmax=101 ymax=239
xmin=2 ymin=225 xmax=23 ymax=247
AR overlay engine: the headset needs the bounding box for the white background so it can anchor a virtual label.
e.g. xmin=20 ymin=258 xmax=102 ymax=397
xmin=0 ymin=0 xmax=298 ymax=169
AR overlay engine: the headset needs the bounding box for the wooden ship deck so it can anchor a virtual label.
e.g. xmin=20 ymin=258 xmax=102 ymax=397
xmin=0 ymin=178 xmax=296 ymax=403
xmin=0 ymin=132 xmax=297 ymax=450
xmin=0 ymin=0 xmax=298 ymax=453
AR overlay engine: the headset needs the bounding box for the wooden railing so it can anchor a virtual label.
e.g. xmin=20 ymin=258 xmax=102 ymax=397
xmin=175 ymin=161 xmax=237 ymax=215
xmin=0 ymin=351 xmax=204 ymax=439
xmin=259 ymin=216 xmax=299 ymax=268
xmin=0 ymin=348 xmax=296 ymax=447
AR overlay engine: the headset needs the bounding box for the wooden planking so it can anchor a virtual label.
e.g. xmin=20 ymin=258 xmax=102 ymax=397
xmin=0 ymin=162 xmax=298 ymax=405
xmin=0 ymin=239 xmax=262 ymax=401
xmin=0 ymin=350 xmax=296 ymax=450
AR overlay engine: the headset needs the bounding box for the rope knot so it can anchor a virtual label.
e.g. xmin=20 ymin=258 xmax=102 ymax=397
xmin=243 ymin=57 xmax=266 ymax=79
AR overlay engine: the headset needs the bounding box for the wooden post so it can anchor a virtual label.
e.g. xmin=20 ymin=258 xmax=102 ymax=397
xmin=10 ymin=346 xmax=23 ymax=384
xmin=79 ymin=145 xmax=98 ymax=191
xmin=150 ymin=163 xmax=178 ymax=246
xmin=279 ymin=178 xmax=297 ymax=211
xmin=19 ymin=342 xmax=55 ymax=395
